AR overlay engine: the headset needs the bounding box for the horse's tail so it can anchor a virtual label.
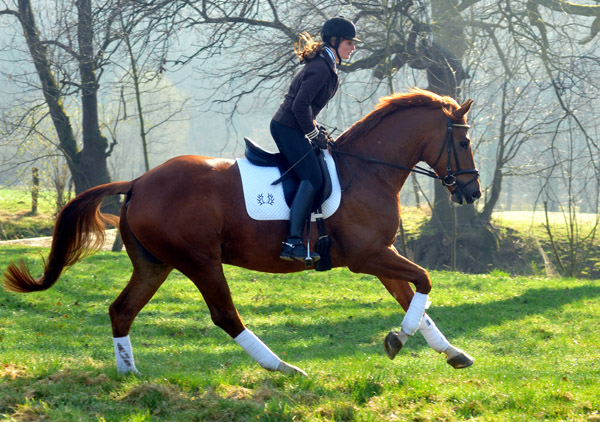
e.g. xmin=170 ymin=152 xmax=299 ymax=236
xmin=2 ymin=181 xmax=133 ymax=293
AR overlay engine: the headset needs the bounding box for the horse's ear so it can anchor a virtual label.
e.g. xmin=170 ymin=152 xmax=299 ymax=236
xmin=454 ymin=99 xmax=473 ymax=119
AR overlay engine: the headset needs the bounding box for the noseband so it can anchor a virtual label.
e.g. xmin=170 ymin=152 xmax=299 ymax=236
xmin=330 ymin=118 xmax=479 ymax=191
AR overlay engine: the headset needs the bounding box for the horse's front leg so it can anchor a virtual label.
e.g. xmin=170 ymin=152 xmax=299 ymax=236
xmin=378 ymin=275 xmax=472 ymax=368
xmin=355 ymin=246 xmax=473 ymax=369
xmin=419 ymin=313 xmax=474 ymax=369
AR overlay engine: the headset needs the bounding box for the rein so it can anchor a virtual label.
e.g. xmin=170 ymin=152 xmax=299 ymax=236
xmin=330 ymin=118 xmax=479 ymax=191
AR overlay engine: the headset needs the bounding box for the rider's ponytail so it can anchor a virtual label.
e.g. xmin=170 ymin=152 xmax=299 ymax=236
xmin=294 ymin=32 xmax=324 ymax=63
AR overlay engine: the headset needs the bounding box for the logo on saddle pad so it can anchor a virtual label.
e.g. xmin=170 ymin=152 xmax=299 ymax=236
xmin=257 ymin=193 xmax=275 ymax=206
xmin=236 ymin=150 xmax=342 ymax=221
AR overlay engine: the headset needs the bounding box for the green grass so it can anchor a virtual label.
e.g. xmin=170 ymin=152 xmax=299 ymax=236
xmin=1 ymin=246 xmax=599 ymax=421
xmin=0 ymin=188 xmax=59 ymax=240
xmin=492 ymin=210 xmax=599 ymax=239
xmin=491 ymin=210 xmax=600 ymax=278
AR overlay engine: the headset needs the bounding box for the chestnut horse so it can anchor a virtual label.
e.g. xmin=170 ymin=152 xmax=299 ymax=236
xmin=3 ymin=89 xmax=481 ymax=376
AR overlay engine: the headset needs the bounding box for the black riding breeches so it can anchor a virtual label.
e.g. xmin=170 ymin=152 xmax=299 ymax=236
xmin=270 ymin=119 xmax=323 ymax=193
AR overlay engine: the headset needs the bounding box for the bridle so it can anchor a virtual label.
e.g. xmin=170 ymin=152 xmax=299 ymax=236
xmin=330 ymin=118 xmax=480 ymax=192
xmin=430 ymin=119 xmax=480 ymax=191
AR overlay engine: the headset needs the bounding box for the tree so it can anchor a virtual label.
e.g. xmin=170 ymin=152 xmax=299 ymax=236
xmin=0 ymin=0 xmax=184 ymax=194
xmin=0 ymin=0 xmax=112 ymax=194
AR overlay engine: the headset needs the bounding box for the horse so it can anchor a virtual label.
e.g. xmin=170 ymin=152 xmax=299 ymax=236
xmin=3 ymin=88 xmax=481 ymax=376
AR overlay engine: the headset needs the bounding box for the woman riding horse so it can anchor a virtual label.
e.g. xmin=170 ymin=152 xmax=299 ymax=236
xmin=3 ymin=93 xmax=481 ymax=376
xmin=271 ymin=17 xmax=358 ymax=263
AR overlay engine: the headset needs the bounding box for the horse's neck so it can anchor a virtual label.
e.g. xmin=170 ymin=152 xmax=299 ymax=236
xmin=338 ymin=116 xmax=427 ymax=195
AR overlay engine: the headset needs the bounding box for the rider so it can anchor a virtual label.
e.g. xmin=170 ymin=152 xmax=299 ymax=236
xmin=271 ymin=16 xmax=358 ymax=263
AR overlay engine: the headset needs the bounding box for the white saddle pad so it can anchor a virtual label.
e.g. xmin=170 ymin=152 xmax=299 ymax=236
xmin=236 ymin=150 xmax=342 ymax=221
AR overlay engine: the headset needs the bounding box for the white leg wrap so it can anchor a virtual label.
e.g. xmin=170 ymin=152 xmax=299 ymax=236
xmin=419 ymin=314 xmax=450 ymax=353
xmin=401 ymin=292 xmax=429 ymax=336
xmin=234 ymin=328 xmax=281 ymax=371
xmin=444 ymin=345 xmax=462 ymax=360
xmin=113 ymin=335 xmax=138 ymax=374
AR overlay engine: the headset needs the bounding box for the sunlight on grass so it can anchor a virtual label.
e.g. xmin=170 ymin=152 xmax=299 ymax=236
xmin=492 ymin=210 xmax=598 ymax=236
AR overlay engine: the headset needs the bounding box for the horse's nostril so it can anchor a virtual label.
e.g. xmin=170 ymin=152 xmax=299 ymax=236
xmin=472 ymin=191 xmax=481 ymax=199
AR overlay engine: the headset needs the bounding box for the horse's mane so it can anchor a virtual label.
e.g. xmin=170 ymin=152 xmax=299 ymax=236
xmin=336 ymin=88 xmax=460 ymax=145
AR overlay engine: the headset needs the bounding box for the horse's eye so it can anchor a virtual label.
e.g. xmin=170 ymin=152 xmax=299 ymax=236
xmin=459 ymin=141 xmax=469 ymax=149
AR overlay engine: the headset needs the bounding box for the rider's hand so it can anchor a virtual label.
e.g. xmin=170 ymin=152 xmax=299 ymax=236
xmin=313 ymin=132 xmax=328 ymax=149
xmin=318 ymin=124 xmax=329 ymax=136
xmin=306 ymin=127 xmax=328 ymax=149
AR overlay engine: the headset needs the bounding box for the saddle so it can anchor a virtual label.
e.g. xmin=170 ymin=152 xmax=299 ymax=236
xmin=243 ymin=137 xmax=334 ymax=272
xmin=243 ymin=137 xmax=333 ymax=210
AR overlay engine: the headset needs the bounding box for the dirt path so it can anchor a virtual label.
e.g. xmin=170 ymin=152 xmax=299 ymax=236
xmin=0 ymin=229 xmax=118 ymax=251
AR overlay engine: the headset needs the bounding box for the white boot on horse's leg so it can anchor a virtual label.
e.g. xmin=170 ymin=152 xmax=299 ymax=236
xmin=113 ymin=335 xmax=139 ymax=375
xmin=419 ymin=314 xmax=449 ymax=352
xmin=401 ymin=292 xmax=429 ymax=335
xmin=384 ymin=292 xmax=429 ymax=359
xmin=419 ymin=314 xmax=473 ymax=369
xmin=234 ymin=328 xmax=307 ymax=376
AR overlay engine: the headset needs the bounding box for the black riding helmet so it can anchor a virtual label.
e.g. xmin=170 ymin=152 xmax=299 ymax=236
xmin=321 ymin=17 xmax=359 ymax=65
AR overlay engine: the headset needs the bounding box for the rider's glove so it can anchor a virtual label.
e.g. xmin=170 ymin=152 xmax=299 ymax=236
xmin=306 ymin=127 xmax=328 ymax=149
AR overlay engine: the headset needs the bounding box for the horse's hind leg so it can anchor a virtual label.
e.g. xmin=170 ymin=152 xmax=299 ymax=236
xmin=109 ymin=261 xmax=172 ymax=374
xmin=183 ymin=264 xmax=306 ymax=376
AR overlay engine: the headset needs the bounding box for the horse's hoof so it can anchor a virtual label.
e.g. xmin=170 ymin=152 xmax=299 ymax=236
xmin=384 ymin=331 xmax=407 ymax=360
xmin=446 ymin=349 xmax=474 ymax=369
xmin=277 ymin=360 xmax=307 ymax=377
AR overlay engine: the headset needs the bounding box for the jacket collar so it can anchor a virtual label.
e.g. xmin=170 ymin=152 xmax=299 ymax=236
xmin=321 ymin=47 xmax=338 ymax=74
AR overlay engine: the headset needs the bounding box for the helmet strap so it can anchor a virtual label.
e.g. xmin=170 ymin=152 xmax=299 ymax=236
xmin=331 ymin=37 xmax=342 ymax=66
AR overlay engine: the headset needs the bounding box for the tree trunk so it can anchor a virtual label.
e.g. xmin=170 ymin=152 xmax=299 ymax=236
xmin=410 ymin=0 xmax=498 ymax=273
xmin=17 ymin=0 xmax=80 ymax=182
xmin=76 ymin=0 xmax=113 ymax=194
xmin=18 ymin=0 xmax=112 ymax=197
xmin=480 ymin=166 xmax=503 ymax=222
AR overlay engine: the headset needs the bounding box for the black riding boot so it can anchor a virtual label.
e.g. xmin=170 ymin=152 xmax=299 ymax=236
xmin=280 ymin=180 xmax=320 ymax=263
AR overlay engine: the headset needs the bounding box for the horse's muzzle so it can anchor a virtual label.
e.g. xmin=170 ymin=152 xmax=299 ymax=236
xmin=451 ymin=187 xmax=481 ymax=205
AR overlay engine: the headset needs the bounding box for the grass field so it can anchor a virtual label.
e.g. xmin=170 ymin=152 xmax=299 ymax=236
xmin=1 ymin=246 xmax=599 ymax=421
xmin=492 ymin=210 xmax=599 ymax=241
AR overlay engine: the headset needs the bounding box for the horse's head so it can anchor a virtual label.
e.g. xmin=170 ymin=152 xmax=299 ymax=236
xmin=425 ymin=99 xmax=481 ymax=205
